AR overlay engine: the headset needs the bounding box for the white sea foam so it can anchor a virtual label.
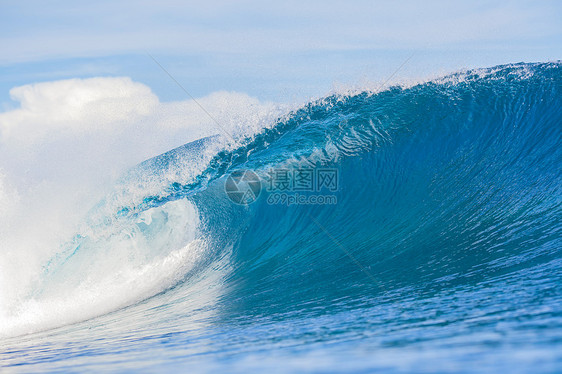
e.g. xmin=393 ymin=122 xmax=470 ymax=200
xmin=0 ymin=198 xmax=204 ymax=338
xmin=0 ymin=77 xmax=290 ymax=338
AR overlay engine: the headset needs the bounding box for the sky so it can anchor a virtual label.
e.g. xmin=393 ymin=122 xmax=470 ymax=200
xmin=1 ymin=0 xmax=560 ymax=104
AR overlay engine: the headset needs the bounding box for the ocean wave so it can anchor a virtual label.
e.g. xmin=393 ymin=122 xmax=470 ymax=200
xmin=1 ymin=62 xmax=561 ymax=356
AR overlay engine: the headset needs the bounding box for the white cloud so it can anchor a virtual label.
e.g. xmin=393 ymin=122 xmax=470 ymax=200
xmin=0 ymin=76 xmax=277 ymax=151
xmin=0 ymin=77 xmax=158 ymax=144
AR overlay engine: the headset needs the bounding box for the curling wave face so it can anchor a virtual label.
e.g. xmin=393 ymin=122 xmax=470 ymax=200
xmin=1 ymin=62 xmax=561 ymax=372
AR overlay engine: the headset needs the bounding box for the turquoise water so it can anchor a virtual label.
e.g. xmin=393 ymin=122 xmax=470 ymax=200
xmin=1 ymin=62 xmax=561 ymax=372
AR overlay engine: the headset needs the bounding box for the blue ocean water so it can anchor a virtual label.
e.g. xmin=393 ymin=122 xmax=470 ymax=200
xmin=1 ymin=62 xmax=561 ymax=372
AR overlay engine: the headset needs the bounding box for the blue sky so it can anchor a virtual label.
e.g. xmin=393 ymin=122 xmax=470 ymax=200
xmin=1 ymin=0 xmax=560 ymax=104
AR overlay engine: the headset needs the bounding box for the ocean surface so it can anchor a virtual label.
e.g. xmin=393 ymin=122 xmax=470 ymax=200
xmin=1 ymin=62 xmax=561 ymax=372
